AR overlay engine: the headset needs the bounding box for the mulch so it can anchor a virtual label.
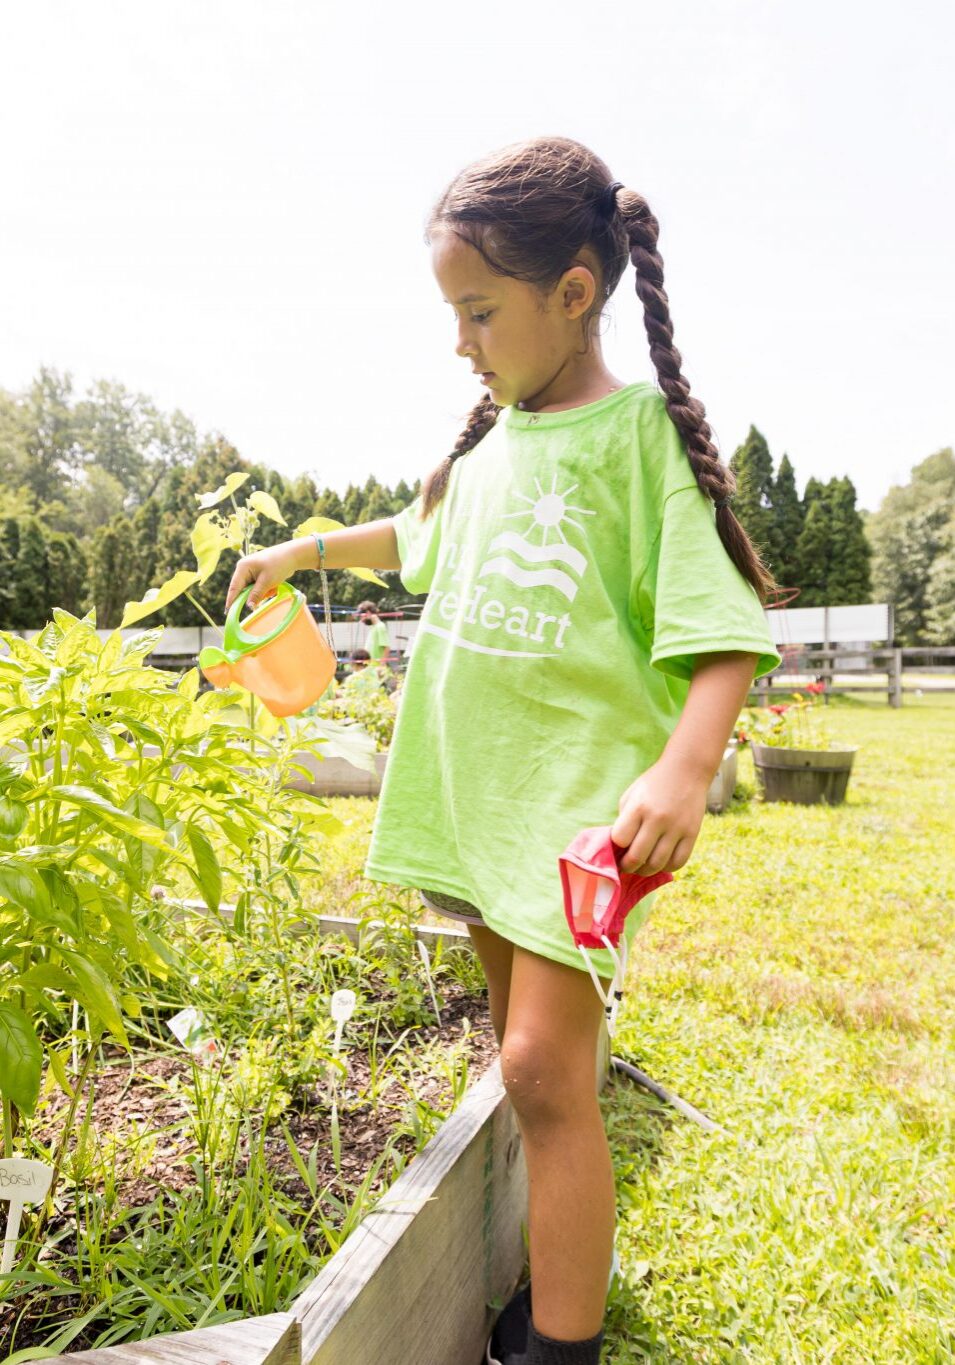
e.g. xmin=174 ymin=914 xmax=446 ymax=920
xmin=0 ymin=985 xmax=498 ymax=1355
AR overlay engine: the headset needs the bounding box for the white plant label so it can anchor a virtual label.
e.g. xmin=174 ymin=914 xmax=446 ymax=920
xmin=330 ymin=989 xmax=357 ymax=1057
xmin=166 ymin=1007 xmax=218 ymax=1059
xmin=0 ymin=1158 xmax=54 ymax=1274
xmin=330 ymin=990 xmax=356 ymax=1027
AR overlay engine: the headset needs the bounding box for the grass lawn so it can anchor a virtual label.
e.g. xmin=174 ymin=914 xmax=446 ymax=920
xmin=601 ymin=693 xmax=954 ymax=1363
xmin=323 ymin=693 xmax=953 ymax=1362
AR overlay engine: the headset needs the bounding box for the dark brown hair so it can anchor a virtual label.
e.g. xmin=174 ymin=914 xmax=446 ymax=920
xmin=420 ymin=135 xmax=777 ymax=602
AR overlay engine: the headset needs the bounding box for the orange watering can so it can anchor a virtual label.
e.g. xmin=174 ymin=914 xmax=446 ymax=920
xmin=198 ymin=582 xmax=336 ymax=718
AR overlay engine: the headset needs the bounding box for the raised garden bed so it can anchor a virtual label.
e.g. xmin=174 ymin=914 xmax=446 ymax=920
xmin=0 ymin=909 xmax=500 ymax=1359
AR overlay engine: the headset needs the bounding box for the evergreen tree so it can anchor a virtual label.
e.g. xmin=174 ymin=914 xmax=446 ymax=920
xmin=825 ymin=476 xmax=871 ymax=604
xmin=90 ymin=517 xmax=138 ymax=629
xmin=14 ymin=518 xmax=52 ymax=629
xmin=314 ymin=488 xmax=346 ymax=523
xmin=729 ymin=426 xmax=776 ymax=569
xmin=46 ymin=532 xmax=88 ymax=617
xmin=793 ymin=491 xmax=832 ymax=608
xmin=769 ymin=454 xmax=803 ymax=588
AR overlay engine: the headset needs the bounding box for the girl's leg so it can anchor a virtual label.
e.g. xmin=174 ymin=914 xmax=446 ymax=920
xmin=467 ymin=921 xmax=514 ymax=1045
xmin=500 ymin=946 xmax=614 ymax=1343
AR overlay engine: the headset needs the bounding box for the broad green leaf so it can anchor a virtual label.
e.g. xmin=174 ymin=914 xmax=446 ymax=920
xmin=54 ymin=618 xmax=101 ymax=666
xmin=15 ymin=962 xmax=77 ymax=1000
xmin=47 ymin=1046 xmax=75 ymax=1098
xmin=0 ymin=709 xmax=29 ymax=745
xmin=0 ymin=796 xmax=28 ymax=840
xmin=248 ymin=490 xmax=287 ymax=525
xmin=178 ymin=668 xmax=200 ymax=701
xmin=186 ymin=824 xmax=222 ymax=914
xmin=196 ymin=471 xmax=250 ymax=510
xmin=22 ymin=665 xmax=68 ymax=704
xmin=0 ymin=1003 xmax=43 ymax=1114
xmin=48 ymin=786 xmax=169 ymax=846
xmin=58 ymin=949 xmax=128 ymax=1043
xmin=120 ymin=572 xmax=200 ymax=629
xmin=192 ymin=513 xmax=229 ymax=583
xmin=0 ymin=861 xmax=56 ymax=924
xmin=348 ymin=565 xmax=389 ymax=587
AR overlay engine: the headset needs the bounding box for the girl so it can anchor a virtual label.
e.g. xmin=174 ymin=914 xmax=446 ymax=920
xmin=226 ymin=136 xmax=781 ymax=1365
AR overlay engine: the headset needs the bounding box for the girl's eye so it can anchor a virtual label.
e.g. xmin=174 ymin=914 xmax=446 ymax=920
xmin=471 ymin=311 xmax=492 ymax=324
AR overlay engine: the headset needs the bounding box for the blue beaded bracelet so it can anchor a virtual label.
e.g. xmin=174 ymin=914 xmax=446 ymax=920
xmin=312 ymin=533 xmax=325 ymax=567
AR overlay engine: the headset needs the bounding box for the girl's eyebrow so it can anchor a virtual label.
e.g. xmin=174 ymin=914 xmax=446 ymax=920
xmin=450 ymin=293 xmax=492 ymax=305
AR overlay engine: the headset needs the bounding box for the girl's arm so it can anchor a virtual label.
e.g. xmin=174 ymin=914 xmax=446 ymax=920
xmin=225 ymin=519 xmax=402 ymax=612
xmin=611 ymin=651 xmax=760 ymax=875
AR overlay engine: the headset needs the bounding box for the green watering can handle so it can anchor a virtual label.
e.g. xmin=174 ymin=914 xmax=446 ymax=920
xmin=223 ymin=582 xmax=302 ymax=656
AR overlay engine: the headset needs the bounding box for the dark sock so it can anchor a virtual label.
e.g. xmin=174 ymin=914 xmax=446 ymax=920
xmin=490 ymin=1283 xmax=532 ymax=1357
xmin=526 ymin=1320 xmax=604 ymax=1365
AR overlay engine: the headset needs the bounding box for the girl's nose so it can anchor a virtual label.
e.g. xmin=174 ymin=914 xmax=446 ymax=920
xmin=455 ymin=325 xmax=475 ymax=359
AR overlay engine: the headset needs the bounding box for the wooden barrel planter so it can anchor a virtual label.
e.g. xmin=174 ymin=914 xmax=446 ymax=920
xmin=751 ymin=743 xmax=857 ymax=805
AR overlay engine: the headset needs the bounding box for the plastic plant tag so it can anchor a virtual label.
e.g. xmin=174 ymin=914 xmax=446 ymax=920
xmin=1 ymin=1158 xmax=54 ymax=1274
xmin=166 ymin=1007 xmax=218 ymax=1060
xmin=330 ymin=989 xmax=357 ymax=1029
xmin=559 ymin=825 xmax=674 ymax=1034
xmin=416 ymin=940 xmax=442 ymax=1025
xmin=330 ymin=989 xmax=357 ymax=1068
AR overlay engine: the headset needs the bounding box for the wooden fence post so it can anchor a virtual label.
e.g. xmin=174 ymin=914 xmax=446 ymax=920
xmin=890 ymin=648 xmax=903 ymax=708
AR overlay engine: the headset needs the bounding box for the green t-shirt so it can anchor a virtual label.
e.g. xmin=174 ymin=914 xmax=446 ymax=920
xmin=343 ymin=664 xmax=386 ymax=694
xmin=365 ymin=620 xmax=390 ymax=660
xmin=365 ymin=384 xmax=781 ymax=974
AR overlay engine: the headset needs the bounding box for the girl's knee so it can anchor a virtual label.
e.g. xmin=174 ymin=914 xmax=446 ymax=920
xmin=500 ymin=1028 xmax=597 ymax=1123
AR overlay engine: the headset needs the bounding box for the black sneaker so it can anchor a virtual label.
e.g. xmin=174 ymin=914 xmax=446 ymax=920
xmin=485 ymin=1284 xmax=532 ymax=1365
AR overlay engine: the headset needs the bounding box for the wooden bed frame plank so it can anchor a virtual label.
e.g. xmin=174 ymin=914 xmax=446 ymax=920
xmin=296 ymin=1063 xmax=526 ymax=1365
xmin=40 ymin=1312 xmax=300 ymax=1364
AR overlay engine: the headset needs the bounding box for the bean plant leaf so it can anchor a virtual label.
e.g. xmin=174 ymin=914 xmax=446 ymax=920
xmin=120 ymin=572 xmax=201 ymax=629
xmin=192 ymin=513 xmax=230 ymax=584
xmin=196 ymin=471 xmax=250 ymax=510
xmin=0 ymin=1003 xmax=43 ymax=1114
xmin=248 ymin=490 xmax=287 ymax=526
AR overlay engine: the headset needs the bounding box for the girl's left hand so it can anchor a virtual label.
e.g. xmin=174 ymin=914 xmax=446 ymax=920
xmin=610 ymin=755 xmax=710 ymax=875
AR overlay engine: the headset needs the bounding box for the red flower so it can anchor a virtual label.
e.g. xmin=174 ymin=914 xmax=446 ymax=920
xmin=769 ymin=704 xmax=790 ymax=715
xmin=806 ymin=681 xmax=826 ymax=695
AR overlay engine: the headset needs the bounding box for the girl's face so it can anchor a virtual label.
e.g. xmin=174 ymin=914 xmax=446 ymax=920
xmin=431 ymin=230 xmax=596 ymax=410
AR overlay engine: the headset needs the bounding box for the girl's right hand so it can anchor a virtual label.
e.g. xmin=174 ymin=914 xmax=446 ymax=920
xmin=225 ymin=541 xmax=303 ymax=613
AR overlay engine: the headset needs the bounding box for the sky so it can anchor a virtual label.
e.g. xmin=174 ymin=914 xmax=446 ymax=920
xmin=1 ymin=0 xmax=952 ymax=514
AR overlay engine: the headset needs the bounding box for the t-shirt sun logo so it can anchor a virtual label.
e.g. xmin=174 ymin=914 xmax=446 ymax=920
xmin=480 ymin=474 xmax=595 ymax=604
xmin=422 ymin=472 xmax=597 ymax=659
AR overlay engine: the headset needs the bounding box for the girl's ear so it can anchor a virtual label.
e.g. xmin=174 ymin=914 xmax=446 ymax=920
xmin=559 ymin=263 xmax=598 ymax=321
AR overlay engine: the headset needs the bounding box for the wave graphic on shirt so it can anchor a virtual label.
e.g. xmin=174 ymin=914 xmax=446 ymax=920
xmin=478 ymin=555 xmax=580 ymax=602
xmin=478 ymin=527 xmax=589 ymax=603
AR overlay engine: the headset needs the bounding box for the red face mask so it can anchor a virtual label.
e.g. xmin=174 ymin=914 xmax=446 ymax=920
xmin=559 ymin=826 xmax=673 ymax=1033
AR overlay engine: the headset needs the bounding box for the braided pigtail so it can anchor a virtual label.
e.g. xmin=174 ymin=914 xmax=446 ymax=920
xmin=618 ymin=191 xmax=778 ymax=603
xmin=420 ymin=392 xmax=500 ymax=518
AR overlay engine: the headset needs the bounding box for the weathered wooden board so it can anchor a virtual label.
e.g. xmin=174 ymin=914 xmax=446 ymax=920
xmin=40 ymin=1312 xmax=300 ymax=1364
xmin=295 ymin=1063 xmax=527 ymax=1365
xmin=166 ymin=900 xmax=471 ymax=952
